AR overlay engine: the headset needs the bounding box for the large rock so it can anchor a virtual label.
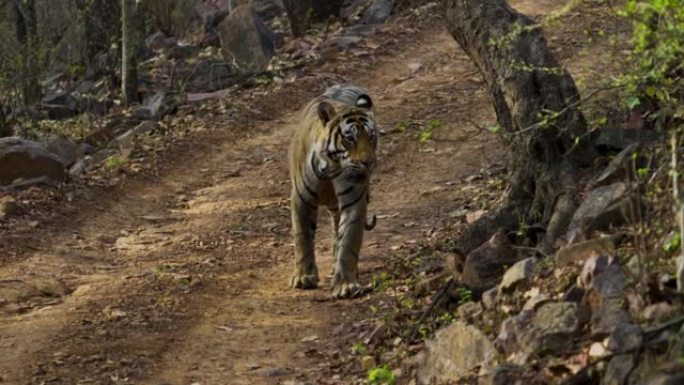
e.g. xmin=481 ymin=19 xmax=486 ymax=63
xmin=42 ymin=91 xmax=79 ymax=120
xmin=218 ymin=5 xmax=276 ymax=74
xmin=132 ymin=92 xmax=179 ymax=120
xmin=0 ymin=137 xmax=66 ymax=186
xmin=184 ymin=60 xmax=237 ymax=92
xmin=45 ymin=135 xmax=81 ymax=167
xmin=567 ymin=182 xmax=632 ymax=242
xmin=462 ymin=232 xmax=520 ymax=291
xmin=417 ymin=322 xmax=495 ymax=384
xmin=594 ymin=127 xmax=661 ymax=151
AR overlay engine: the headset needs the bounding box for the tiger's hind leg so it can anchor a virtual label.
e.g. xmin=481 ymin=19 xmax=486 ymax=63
xmin=289 ymin=188 xmax=319 ymax=289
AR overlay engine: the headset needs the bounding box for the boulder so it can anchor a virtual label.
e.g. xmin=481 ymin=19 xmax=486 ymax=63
xmin=462 ymin=232 xmax=520 ymax=291
xmin=417 ymin=322 xmax=495 ymax=384
xmin=578 ymin=254 xmax=613 ymax=288
xmin=45 ymin=135 xmax=81 ymax=167
xmin=360 ymin=0 xmax=394 ymax=24
xmin=0 ymin=137 xmax=66 ymax=186
xmin=184 ymin=60 xmax=237 ymax=92
xmin=566 ymin=183 xmax=632 ymax=242
xmin=42 ymin=91 xmax=79 ymax=120
xmin=146 ymin=31 xmax=178 ymax=51
xmin=218 ymin=5 xmax=276 ymax=74
xmin=498 ymin=257 xmax=536 ymax=292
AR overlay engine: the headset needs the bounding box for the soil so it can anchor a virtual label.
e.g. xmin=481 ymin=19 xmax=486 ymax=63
xmin=0 ymin=1 xmax=618 ymax=384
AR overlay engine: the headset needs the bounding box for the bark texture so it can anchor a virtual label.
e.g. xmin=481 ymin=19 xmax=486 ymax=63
xmin=442 ymin=0 xmax=595 ymax=254
xmin=121 ymin=0 xmax=138 ymax=107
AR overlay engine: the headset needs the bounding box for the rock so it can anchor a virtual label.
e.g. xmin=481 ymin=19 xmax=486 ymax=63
xmin=566 ymin=183 xmax=632 ymax=242
xmin=478 ymin=365 xmax=520 ymax=385
xmin=556 ymin=235 xmax=621 ymax=266
xmin=361 ymin=355 xmax=376 ymax=371
xmin=133 ymin=92 xmax=179 ymax=120
xmin=112 ymin=121 xmax=157 ymax=149
xmin=482 ymin=287 xmax=497 ymax=309
xmin=42 ymin=91 xmax=79 ymax=120
xmin=589 ymin=341 xmax=609 ymax=357
xmin=184 ymin=60 xmax=237 ymax=92
xmin=339 ymin=24 xmax=375 ymax=49
xmin=523 ymin=294 xmax=550 ymax=311
xmin=495 ymin=310 xmax=534 ymax=359
xmin=642 ymin=373 xmax=684 ymax=385
xmin=642 ymin=302 xmax=675 ymax=323
xmin=0 ymin=195 xmax=20 ymax=218
xmin=594 ymin=127 xmax=661 ymax=151
xmin=590 ymin=299 xmax=631 ymax=338
xmin=586 ymin=264 xmax=626 ymax=307
xmin=30 ymin=277 xmax=67 ymax=297
xmin=251 ymin=367 xmax=290 ymax=377
xmin=365 ymin=321 xmax=387 ymax=345
xmin=606 ymin=323 xmax=643 ymax=353
xmin=360 ymin=0 xmax=394 ymax=24
xmin=592 ymin=142 xmax=640 ymax=187
xmin=0 ymin=137 xmax=66 ymax=186
xmin=462 ymin=232 xmax=520 ymax=291
xmin=562 ymin=285 xmax=585 ymax=302
xmin=418 ymin=322 xmax=495 ymax=384
xmin=168 ymin=44 xmax=200 ymax=60
xmin=146 ymin=31 xmax=177 ymax=51
xmin=45 ymin=136 xmax=81 ymax=167
xmin=415 ymin=272 xmax=447 ymax=295
xmin=456 ymin=301 xmax=483 ymax=322
xmin=218 ymin=5 xmax=276 ymax=74
xmin=498 ymin=257 xmax=536 ymax=292
xmin=533 ymin=302 xmax=587 ymax=338
xmin=603 ymin=354 xmax=635 ymax=385
xmin=578 ymin=254 xmax=613 ymax=288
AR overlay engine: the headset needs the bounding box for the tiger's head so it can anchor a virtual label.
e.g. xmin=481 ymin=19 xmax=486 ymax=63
xmin=315 ymin=95 xmax=377 ymax=185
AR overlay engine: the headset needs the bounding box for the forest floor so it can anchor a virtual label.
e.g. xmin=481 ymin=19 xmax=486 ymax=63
xmin=0 ymin=1 xmax=620 ymax=384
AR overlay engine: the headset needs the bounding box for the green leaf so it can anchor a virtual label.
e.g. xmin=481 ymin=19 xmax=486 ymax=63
xmin=625 ymin=95 xmax=641 ymax=110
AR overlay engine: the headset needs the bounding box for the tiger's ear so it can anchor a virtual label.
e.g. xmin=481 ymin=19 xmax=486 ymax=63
xmin=317 ymin=101 xmax=336 ymax=124
xmin=357 ymin=94 xmax=373 ymax=108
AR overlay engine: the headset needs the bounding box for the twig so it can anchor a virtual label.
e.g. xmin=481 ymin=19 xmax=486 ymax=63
xmin=410 ymin=277 xmax=454 ymax=341
xmin=561 ymin=313 xmax=684 ymax=385
xmin=510 ymin=86 xmax=621 ymax=137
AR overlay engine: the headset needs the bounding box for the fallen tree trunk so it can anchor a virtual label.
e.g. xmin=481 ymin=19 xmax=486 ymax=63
xmin=442 ymin=0 xmax=596 ymax=254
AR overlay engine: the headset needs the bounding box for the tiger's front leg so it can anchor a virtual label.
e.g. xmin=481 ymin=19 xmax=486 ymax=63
xmin=331 ymin=189 xmax=368 ymax=298
xmin=290 ymin=188 xmax=319 ymax=289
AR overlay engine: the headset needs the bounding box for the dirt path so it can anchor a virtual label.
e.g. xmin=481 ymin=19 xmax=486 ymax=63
xmin=0 ymin=1 xmax=584 ymax=382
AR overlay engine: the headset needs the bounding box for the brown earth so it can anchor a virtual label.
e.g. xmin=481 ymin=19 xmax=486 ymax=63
xmin=0 ymin=1 xmax=617 ymax=384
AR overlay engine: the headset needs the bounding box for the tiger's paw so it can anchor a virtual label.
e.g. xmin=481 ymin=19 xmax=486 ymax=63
xmin=290 ymin=270 xmax=319 ymax=289
xmin=332 ymin=280 xmax=363 ymax=299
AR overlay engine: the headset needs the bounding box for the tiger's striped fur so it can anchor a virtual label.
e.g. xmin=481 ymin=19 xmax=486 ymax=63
xmin=288 ymin=85 xmax=378 ymax=298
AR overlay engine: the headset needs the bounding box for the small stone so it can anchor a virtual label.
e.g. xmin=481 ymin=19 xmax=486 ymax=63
xmin=555 ymin=235 xmax=620 ymax=267
xmin=392 ymin=337 xmax=402 ymax=346
xmin=642 ymin=302 xmax=675 ymax=323
xmin=605 ymin=323 xmax=642 ymax=353
xmin=603 ymin=354 xmax=635 ymax=385
xmin=589 ymin=342 xmax=608 ymax=357
xmin=251 ymin=367 xmax=290 ymax=377
xmin=456 ymin=301 xmax=483 ymax=322
xmin=578 ymin=254 xmax=613 ymax=288
xmin=482 ymin=288 xmax=497 ymax=309
xmin=523 ymin=294 xmax=550 ymax=311
xmin=498 ymin=257 xmax=536 ymax=292
xmin=300 ymin=335 xmax=319 ymax=342
xmin=361 ymin=355 xmax=377 ymax=371
xmin=0 ymin=196 xmax=20 ymax=218
xmin=462 ymin=232 xmax=521 ymax=291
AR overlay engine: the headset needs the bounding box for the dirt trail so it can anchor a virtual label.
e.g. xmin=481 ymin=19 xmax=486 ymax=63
xmin=0 ymin=1 xmax=575 ymax=382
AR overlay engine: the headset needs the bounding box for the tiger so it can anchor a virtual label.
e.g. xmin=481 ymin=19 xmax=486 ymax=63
xmin=288 ymin=84 xmax=378 ymax=298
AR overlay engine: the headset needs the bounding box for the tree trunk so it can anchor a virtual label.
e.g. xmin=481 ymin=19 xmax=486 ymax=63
xmin=442 ymin=0 xmax=596 ymax=255
xmin=13 ymin=0 xmax=40 ymax=105
xmin=121 ymin=0 xmax=138 ymax=107
xmin=283 ymin=0 xmax=344 ymax=37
